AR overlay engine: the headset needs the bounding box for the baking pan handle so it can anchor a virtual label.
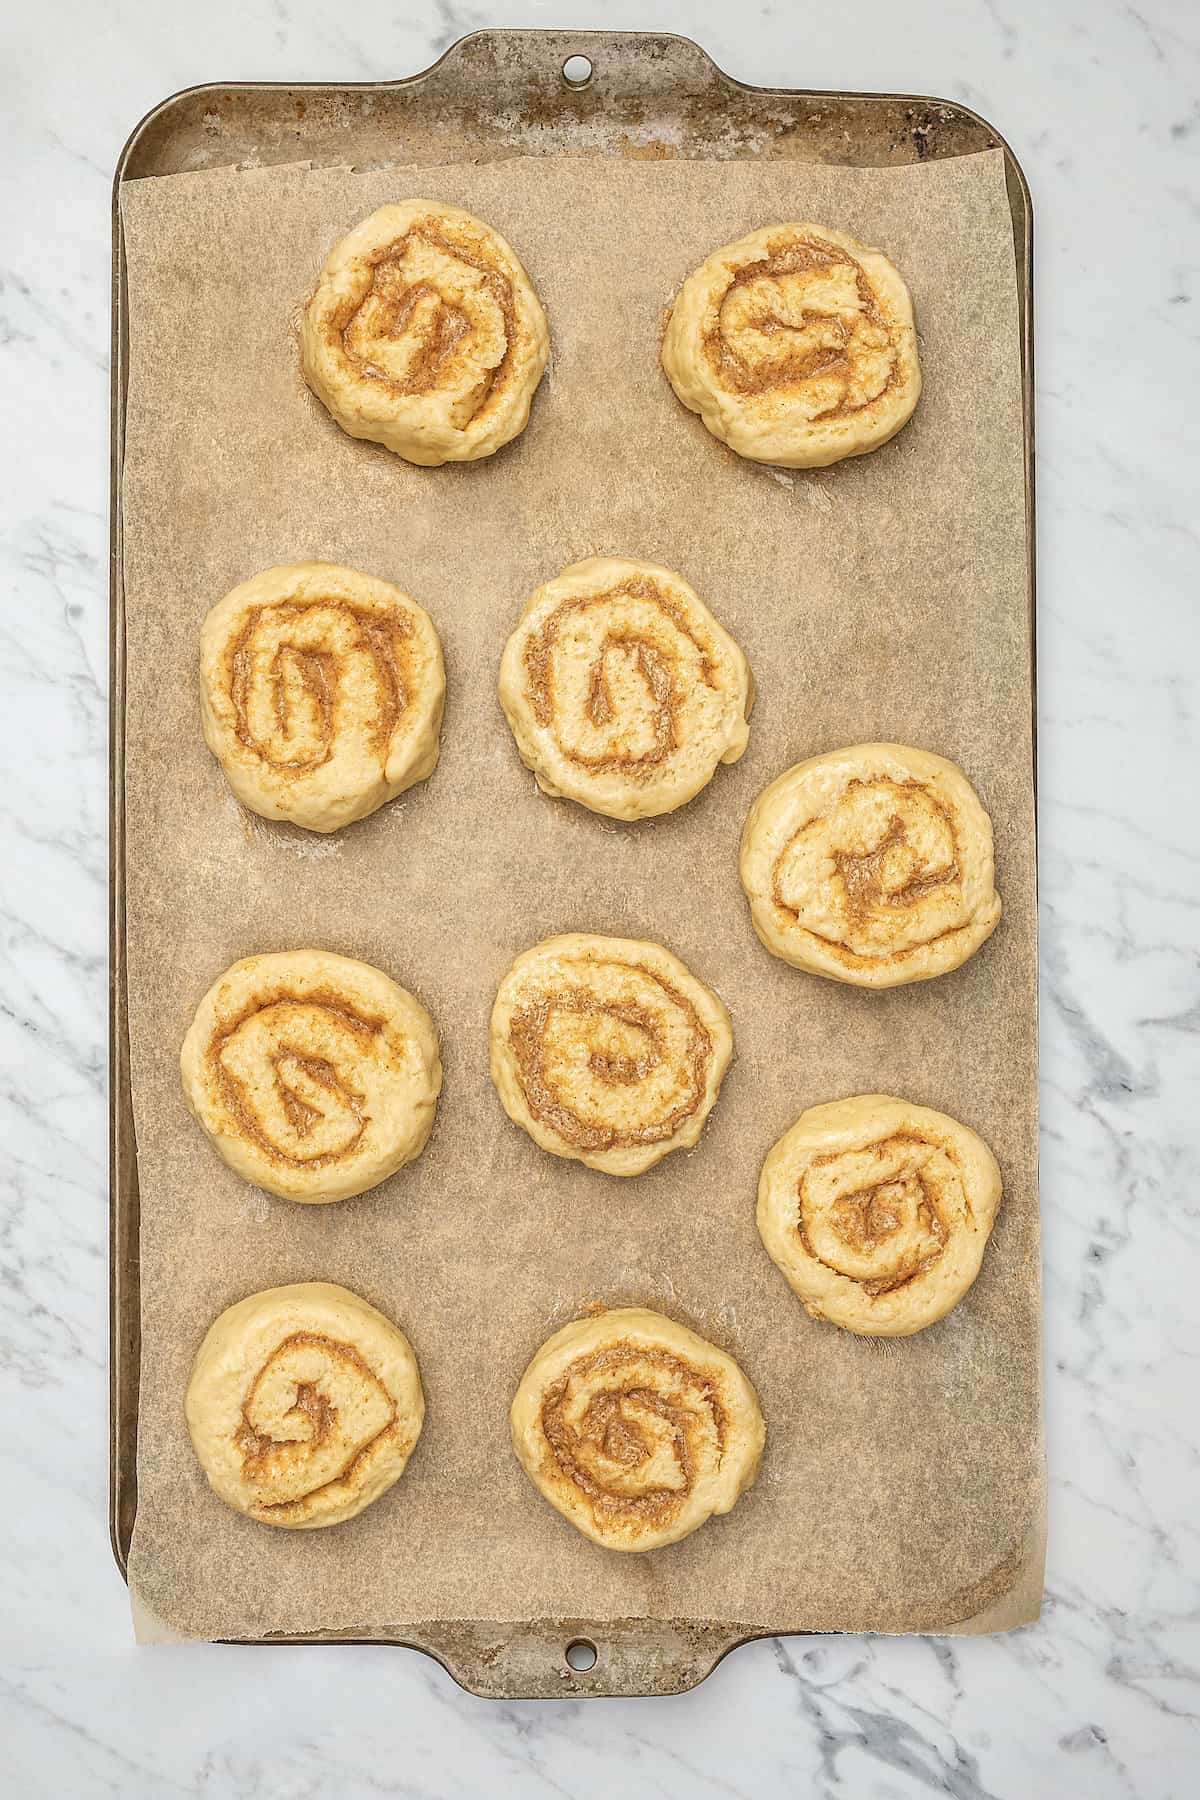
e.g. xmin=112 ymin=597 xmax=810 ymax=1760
xmin=411 ymin=1617 xmax=755 ymax=1700
xmin=415 ymin=27 xmax=727 ymax=107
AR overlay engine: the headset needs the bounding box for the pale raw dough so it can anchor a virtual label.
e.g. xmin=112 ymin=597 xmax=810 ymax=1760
xmin=510 ymin=1308 xmax=765 ymax=1551
xmin=740 ymin=742 xmax=1001 ymax=987
xmin=498 ymin=556 xmax=752 ymax=820
xmin=180 ymin=950 xmax=441 ymax=1203
xmin=200 ymin=562 xmax=444 ymax=834
xmin=300 ymin=201 xmax=549 ymax=466
xmin=185 ymin=1282 xmax=424 ymax=1528
xmin=757 ymin=1095 xmax=1003 ymax=1336
xmin=662 ymin=222 xmax=921 ymax=468
xmin=489 ymin=933 xmax=732 ymax=1176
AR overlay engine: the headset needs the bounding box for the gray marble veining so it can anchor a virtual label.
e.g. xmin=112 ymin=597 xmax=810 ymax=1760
xmin=1 ymin=1 xmax=1198 ymax=1794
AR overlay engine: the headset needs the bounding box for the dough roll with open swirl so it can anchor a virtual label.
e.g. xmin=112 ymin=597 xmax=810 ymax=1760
xmin=300 ymin=201 xmax=549 ymax=465
xmin=181 ymin=950 xmax=441 ymax=1203
xmin=757 ymin=1095 xmax=1003 ymax=1336
xmin=200 ymin=562 xmax=444 ymax=834
xmin=489 ymin=934 xmax=732 ymax=1176
xmin=498 ymin=556 xmax=752 ymax=820
xmin=510 ymin=1308 xmax=765 ymax=1551
xmin=662 ymin=222 xmax=921 ymax=468
xmin=740 ymin=743 xmax=1001 ymax=987
xmin=185 ymin=1282 xmax=424 ymax=1528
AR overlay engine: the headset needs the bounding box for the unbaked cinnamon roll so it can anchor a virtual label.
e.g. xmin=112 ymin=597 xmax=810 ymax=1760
xmin=662 ymin=223 xmax=920 ymax=467
xmin=180 ymin=950 xmax=441 ymax=1203
xmin=757 ymin=1095 xmax=1003 ymax=1336
xmin=510 ymin=1308 xmax=764 ymax=1550
xmin=489 ymin=934 xmax=732 ymax=1176
xmin=498 ymin=556 xmax=752 ymax=820
xmin=740 ymin=743 xmax=1001 ymax=986
xmin=185 ymin=1282 xmax=424 ymax=1528
xmin=300 ymin=201 xmax=549 ymax=465
xmin=200 ymin=562 xmax=444 ymax=834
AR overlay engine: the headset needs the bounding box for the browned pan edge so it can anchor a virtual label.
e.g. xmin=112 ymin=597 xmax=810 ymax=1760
xmin=109 ymin=26 xmax=1035 ymax=1698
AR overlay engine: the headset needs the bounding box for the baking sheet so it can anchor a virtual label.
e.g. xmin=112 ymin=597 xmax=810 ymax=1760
xmin=119 ymin=148 xmax=1040 ymax=1642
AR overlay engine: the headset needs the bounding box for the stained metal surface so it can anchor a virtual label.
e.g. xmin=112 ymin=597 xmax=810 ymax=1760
xmin=110 ymin=27 xmax=1034 ymax=1698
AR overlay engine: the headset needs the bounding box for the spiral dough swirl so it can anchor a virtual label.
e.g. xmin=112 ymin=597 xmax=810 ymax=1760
xmin=181 ymin=949 xmax=441 ymax=1203
xmin=662 ymin=222 xmax=921 ymax=468
xmin=757 ymin=1095 xmax=1003 ymax=1336
xmin=499 ymin=557 xmax=752 ymax=820
xmin=510 ymin=1308 xmax=765 ymax=1550
xmin=185 ymin=1282 xmax=425 ymax=1528
xmin=489 ymin=934 xmax=733 ymax=1177
xmin=300 ymin=201 xmax=549 ymax=465
xmin=200 ymin=562 xmax=444 ymax=833
xmin=740 ymin=742 xmax=1002 ymax=987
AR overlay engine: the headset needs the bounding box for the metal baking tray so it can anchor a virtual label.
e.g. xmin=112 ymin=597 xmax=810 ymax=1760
xmin=110 ymin=27 xmax=1034 ymax=1698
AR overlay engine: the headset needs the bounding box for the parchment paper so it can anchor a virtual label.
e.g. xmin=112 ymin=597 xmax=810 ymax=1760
xmin=119 ymin=149 xmax=1041 ymax=1641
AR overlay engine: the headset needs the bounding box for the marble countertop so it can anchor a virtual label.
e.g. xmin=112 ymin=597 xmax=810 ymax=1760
xmin=2 ymin=0 xmax=1197 ymax=1794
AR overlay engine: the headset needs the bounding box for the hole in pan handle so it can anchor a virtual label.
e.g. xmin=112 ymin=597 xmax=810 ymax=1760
xmin=564 ymin=1637 xmax=599 ymax=1672
xmin=561 ymin=54 xmax=594 ymax=89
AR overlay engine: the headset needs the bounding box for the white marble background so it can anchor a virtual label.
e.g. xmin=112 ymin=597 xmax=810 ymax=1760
xmin=1 ymin=0 xmax=1197 ymax=1793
